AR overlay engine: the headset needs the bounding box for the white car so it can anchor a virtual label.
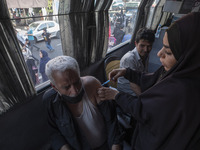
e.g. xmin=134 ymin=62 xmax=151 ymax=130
xmin=28 ymin=20 xmax=60 ymax=42
xmin=112 ymin=2 xmax=124 ymax=10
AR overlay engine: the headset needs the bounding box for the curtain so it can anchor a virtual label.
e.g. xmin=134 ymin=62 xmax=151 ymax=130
xmin=0 ymin=0 xmax=36 ymax=114
xmin=130 ymin=0 xmax=155 ymax=44
xmin=148 ymin=0 xmax=172 ymax=30
xmin=58 ymin=0 xmax=113 ymax=70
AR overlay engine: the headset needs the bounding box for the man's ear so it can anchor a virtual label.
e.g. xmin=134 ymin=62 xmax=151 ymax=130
xmin=135 ymin=41 xmax=138 ymax=46
xmin=51 ymin=83 xmax=57 ymax=91
xmin=51 ymin=83 xmax=61 ymax=95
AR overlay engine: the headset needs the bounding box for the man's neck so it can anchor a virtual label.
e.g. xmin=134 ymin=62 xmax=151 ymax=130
xmin=140 ymin=55 xmax=147 ymax=66
xmin=66 ymin=100 xmax=83 ymax=117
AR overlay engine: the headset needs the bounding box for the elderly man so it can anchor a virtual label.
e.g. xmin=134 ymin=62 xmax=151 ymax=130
xmin=43 ymin=56 xmax=122 ymax=150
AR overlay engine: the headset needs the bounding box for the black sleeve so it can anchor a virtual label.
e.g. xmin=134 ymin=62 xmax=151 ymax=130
xmin=98 ymin=100 xmax=124 ymax=148
xmin=115 ymin=92 xmax=146 ymax=124
xmin=124 ymin=67 xmax=163 ymax=92
xmin=124 ymin=67 xmax=142 ymax=85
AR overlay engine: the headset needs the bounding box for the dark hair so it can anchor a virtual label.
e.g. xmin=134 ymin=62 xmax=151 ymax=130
xmin=135 ymin=28 xmax=155 ymax=43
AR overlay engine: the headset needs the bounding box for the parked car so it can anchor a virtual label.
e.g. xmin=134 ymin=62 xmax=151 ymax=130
xmin=112 ymin=2 xmax=124 ymax=10
xmin=28 ymin=20 xmax=60 ymax=42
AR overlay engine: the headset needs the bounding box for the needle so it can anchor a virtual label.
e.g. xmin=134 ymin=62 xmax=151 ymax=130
xmin=101 ymin=80 xmax=110 ymax=86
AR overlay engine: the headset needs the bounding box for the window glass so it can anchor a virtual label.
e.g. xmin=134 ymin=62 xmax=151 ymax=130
xmin=9 ymin=6 xmax=62 ymax=88
xmin=48 ymin=22 xmax=55 ymax=28
xmin=29 ymin=22 xmax=40 ymax=31
xmin=108 ymin=0 xmax=141 ymax=52
xmin=8 ymin=0 xmax=140 ymax=88
xmin=38 ymin=23 xmax=47 ymax=31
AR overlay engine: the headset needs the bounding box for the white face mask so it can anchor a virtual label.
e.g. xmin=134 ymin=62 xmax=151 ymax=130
xmin=22 ymin=51 xmax=27 ymax=55
xmin=22 ymin=50 xmax=30 ymax=61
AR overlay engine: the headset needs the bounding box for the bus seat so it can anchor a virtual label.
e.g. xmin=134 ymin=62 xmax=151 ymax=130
xmin=104 ymin=56 xmax=135 ymax=146
xmin=104 ymin=56 xmax=120 ymax=88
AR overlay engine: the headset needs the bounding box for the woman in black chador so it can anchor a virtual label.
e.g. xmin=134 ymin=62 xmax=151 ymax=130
xmin=98 ymin=12 xmax=200 ymax=150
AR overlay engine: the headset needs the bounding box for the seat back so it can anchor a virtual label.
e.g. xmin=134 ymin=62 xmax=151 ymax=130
xmin=104 ymin=56 xmax=120 ymax=88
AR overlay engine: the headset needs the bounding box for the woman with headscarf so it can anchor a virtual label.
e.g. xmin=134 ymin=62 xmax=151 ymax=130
xmin=22 ymin=46 xmax=38 ymax=85
xmin=98 ymin=12 xmax=200 ymax=149
xmin=39 ymin=50 xmax=51 ymax=82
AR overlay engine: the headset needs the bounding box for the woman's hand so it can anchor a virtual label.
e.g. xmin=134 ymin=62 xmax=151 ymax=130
xmin=97 ymin=87 xmax=119 ymax=101
xmin=60 ymin=144 xmax=71 ymax=150
xmin=109 ymin=68 xmax=126 ymax=82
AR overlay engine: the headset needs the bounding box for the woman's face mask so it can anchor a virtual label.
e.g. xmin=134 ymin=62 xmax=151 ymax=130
xmin=22 ymin=50 xmax=29 ymax=61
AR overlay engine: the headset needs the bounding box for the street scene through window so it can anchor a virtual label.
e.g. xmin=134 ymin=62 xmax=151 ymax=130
xmin=8 ymin=0 xmax=141 ymax=87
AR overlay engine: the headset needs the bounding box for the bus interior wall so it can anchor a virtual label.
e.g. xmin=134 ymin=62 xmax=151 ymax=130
xmin=0 ymin=91 xmax=52 ymax=150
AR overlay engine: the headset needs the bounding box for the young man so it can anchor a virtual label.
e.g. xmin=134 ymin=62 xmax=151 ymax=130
xmin=117 ymin=28 xmax=155 ymax=96
xmin=43 ymin=56 xmax=122 ymax=150
xmin=42 ymin=29 xmax=54 ymax=51
xmin=25 ymin=26 xmax=40 ymax=51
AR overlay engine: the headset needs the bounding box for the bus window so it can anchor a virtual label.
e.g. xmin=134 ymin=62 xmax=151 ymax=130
xmin=8 ymin=6 xmax=62 ymax=89
xmin=108 ymin=0 xmax=141 ymax=52
xmin=2 ymin=0 xmax=113 ymax=113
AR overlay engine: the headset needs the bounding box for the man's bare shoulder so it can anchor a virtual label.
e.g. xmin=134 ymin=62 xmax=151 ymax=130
xmin=81 ymin=76 xmax=101 ymax=88
xmin=81 ymin=76 xmax=102 ymax=104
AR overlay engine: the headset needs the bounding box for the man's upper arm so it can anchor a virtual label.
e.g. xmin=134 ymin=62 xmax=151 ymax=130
xmin=86 ymin=76 xmax=102 ymax=104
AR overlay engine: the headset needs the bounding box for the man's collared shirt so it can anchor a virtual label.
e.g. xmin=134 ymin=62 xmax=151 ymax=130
xmin=117 ymin=47 xmax=149 ymax=96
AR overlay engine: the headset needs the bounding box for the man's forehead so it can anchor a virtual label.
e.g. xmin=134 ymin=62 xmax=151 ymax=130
xmin=53 ymin=69 xmax=77 ymax=77
xmin=52 ymin=69 xmax=79 ymax=81
xmin=137 ymin=39 xmax=152 ymax=45
xmin=52 ymin=70 xmax=80 ymax=86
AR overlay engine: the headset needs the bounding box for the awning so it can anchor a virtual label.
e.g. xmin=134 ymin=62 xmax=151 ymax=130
xmin=6 ymin=0 xmax=48 ymax=8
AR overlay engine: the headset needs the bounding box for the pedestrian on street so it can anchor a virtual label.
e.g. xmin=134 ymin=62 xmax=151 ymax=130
xmin=22 ymin=46 xmax=39 ymax=85
xmin=39 ymin=50 xmax=51 ymax=82
xmin=42 ymin=28 xmax=54 ymax=51
xmin=25 ymin=26 xmax=40 ymax=52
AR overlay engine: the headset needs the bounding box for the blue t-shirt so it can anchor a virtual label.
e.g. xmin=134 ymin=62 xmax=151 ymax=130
xmin=27 ymin=29 xmax=34 ymax=41
xmin=122 ymin=34 xmax=132 ymax=42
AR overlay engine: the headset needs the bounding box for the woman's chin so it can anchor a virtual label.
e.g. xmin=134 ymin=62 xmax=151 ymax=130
xmin=164 ymin=66 xmax=169 ymax=72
